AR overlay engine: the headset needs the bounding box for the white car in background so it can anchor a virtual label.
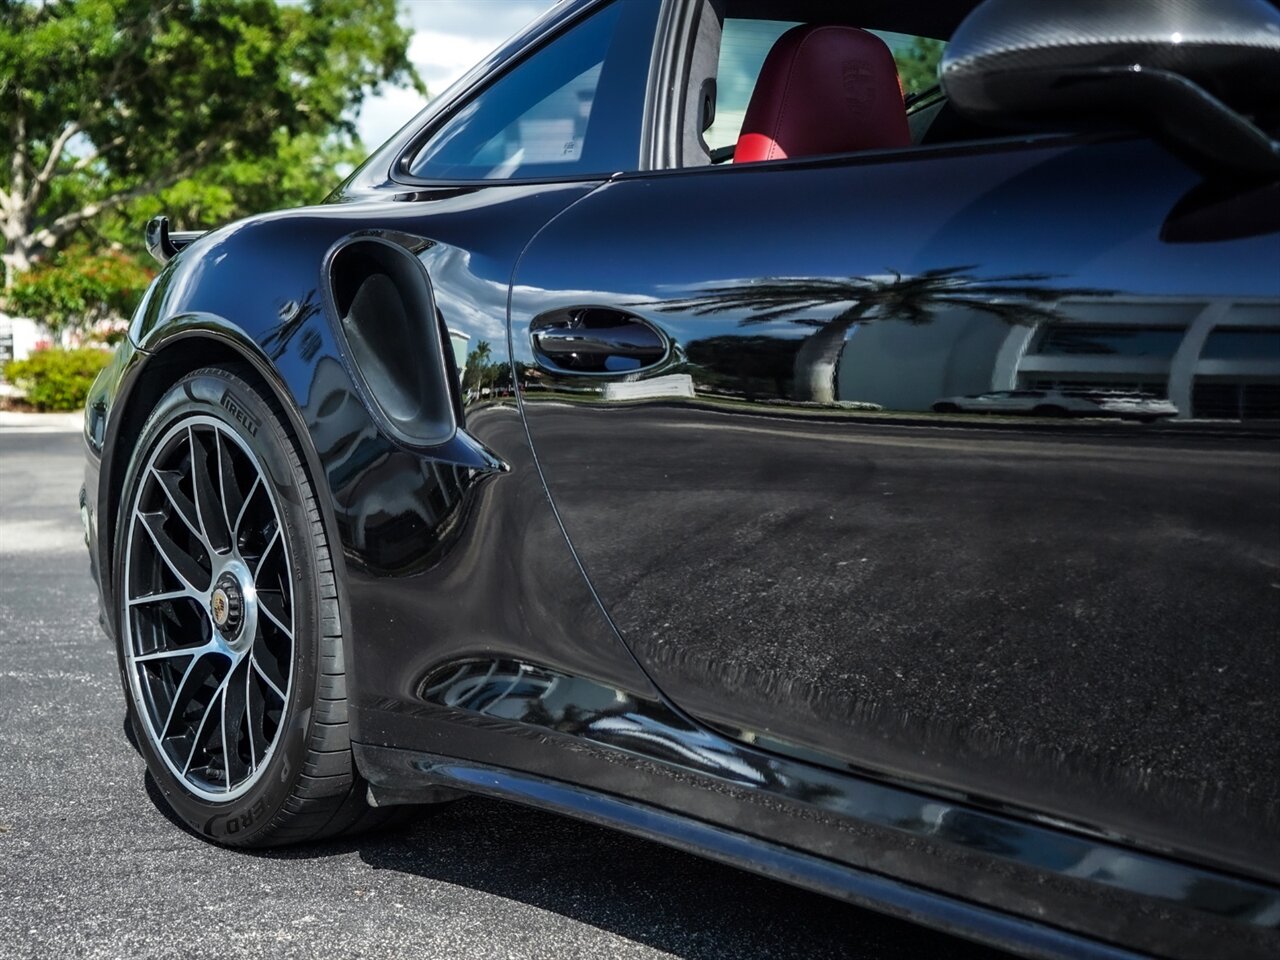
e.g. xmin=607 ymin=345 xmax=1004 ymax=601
xmin=932 ymin=389 xmax=1178 ymax=422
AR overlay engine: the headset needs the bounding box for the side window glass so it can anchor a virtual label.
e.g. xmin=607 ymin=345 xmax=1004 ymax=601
xmin=407 ymin=2 xmax=655 ymax=181
xmin=702 ymin=19 xmax=796 ymax=156
xmin=700 ymin=18 xmax=947 ymax=160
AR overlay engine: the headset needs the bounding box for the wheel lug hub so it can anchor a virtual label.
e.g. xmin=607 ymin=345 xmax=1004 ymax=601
xmin=211 ymin=572 xmax=247 ymax=640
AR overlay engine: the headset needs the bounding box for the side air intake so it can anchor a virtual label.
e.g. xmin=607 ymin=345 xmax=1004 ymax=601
xmin=327 ymin=237 xmax=457 ymax=448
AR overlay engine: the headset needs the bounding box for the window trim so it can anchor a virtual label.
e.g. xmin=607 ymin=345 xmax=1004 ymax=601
xmin=616 ymin=128 xmax=1123 ymax=183
xmin=647 ymin=0 xmax=703 ymax=171
xmin=389 ymin=0 xmax=671 ymax=189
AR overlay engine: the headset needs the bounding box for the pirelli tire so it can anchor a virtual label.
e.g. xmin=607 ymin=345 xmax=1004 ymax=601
xmin=112 ymin=364 xmax=400 ymax=846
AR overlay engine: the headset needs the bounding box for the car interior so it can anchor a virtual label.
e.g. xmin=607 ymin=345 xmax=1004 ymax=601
xmin=679 ymin=0 xmax=994 ymax=167
xmin=403 ymin=0 xmax=1006 ymax=182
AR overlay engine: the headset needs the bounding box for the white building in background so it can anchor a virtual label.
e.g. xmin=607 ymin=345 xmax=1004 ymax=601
xmin=0 ymin=314 xmax=41 ymax=366
xmin=838 ymin=295 xmax=1280 ymax=420
xmin=449 ymin=328 xmax=471 ymax=382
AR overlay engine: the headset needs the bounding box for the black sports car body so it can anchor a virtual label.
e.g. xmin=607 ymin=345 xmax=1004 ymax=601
xmin=82 ymin=1 xmax=1280 ymax=957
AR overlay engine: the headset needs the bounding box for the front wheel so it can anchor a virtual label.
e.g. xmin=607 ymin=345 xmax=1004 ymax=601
xmin=113 ymin=365 xmax=395 ymax=846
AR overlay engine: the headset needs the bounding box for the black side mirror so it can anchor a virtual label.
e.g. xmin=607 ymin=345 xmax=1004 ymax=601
xmin=940 ymin=0 xmax=1280 ymax=177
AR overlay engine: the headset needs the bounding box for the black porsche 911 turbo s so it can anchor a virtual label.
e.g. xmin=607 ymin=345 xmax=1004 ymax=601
xmin=81 ymin=0 xmax=1280 ymax=956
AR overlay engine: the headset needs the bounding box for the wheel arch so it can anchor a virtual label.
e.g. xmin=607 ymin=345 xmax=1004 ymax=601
xmin=101 ymin=325 xmax=358 ymax=720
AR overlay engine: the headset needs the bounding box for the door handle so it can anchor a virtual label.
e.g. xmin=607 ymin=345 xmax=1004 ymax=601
xmin=530 ymin=307 xmax=668 ymax=374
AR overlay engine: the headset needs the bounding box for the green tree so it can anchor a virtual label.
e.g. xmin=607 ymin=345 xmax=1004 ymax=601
xmin=464 ymin=339 xmax=493 ymax=395
xmin=0 ymin=0 xmax=422 ymax=284
xmin=7 ymin=243 xmax=153 ymax=336
xmin=894 ymin=36 xmax=945 ymax=98
xmin=128 ymin=128 xmax=367 ymax=232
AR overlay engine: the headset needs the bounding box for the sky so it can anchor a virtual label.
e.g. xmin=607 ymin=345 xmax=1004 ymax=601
xmin=356 ymin=0 xmax=559 ymax=148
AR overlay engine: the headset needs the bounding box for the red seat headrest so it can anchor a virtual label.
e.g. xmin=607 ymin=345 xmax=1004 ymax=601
xmin=735 ymin=25 xmax=910 ymax=164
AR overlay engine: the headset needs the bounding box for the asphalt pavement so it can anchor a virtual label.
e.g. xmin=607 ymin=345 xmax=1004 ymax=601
xmin=0 ymin=423 xmax=999 ymax=960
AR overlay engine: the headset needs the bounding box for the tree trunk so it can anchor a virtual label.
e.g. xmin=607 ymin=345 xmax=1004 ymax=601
xmin=1 ymin=208 xmax=35 ymax=291
xmin=1 ymin=245 xmax=34 ymax=290
xmin=791 ymin=314 xmax=861 ymax=404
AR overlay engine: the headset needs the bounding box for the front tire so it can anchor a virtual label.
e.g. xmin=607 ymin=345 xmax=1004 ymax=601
xmin=113 ymin=365 xmax=392 ymax=846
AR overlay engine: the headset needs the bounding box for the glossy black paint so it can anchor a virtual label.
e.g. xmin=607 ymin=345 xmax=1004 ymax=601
xmin=353 ymin=655 xmax=1280 ymax=960
xmin=90 ymin=180 xmax=662 ymax=717
xmin=79 ymin=0 xmax=1280 ymax=957
xmin=512 ymin=134 xmax=1280 ymax=889
xmin=408 ymin=656 xmax=1280 ymax=929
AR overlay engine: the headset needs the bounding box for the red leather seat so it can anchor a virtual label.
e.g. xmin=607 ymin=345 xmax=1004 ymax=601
xmin=735 ymin=25 xmax=910 ymax=164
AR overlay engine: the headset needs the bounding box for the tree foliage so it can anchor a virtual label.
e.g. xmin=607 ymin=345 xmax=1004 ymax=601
xmin=894 ymin=36 xmax=945 ymax=98
xmin=463 ymin=339 xmax=504 ymax=397
xmin=128 ymin=129 xmax=367 ymax=231
xmin=7 ymin=244 xmax=153 ymax=334
xmin=0 ymin=0 xmax=422 ymax=282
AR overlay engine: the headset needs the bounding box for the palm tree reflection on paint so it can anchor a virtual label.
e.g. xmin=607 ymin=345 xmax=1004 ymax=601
xmin=659 ymin=266 xmax=1113 ymax=404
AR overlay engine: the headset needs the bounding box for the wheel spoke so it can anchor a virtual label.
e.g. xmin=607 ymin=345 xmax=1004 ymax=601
xmin=135 ymin=639 xmax=216 ymax=664
xmin=150 ymin=467 xmax=207 ymax=550
xmin=139 ymin=511 xmax=210 ymax=594
xmin=183 ymin=670 xmax=230 ymax=776
xmin=245 ymin=661 xmax=258 ymax=773
xmin=232 ymin=475 xmax=261 ymax=541
xmin=221 ymin=659 xmax=251 ymax=787
xmin=129 ymin=587 xmax=200 ymax=607
xmin=215 ymin=431 xmax=246 ymax=545
xmin=220 ymin=684 xmax=231 ymax=790
xmin=189 ymin=428 xmax=231 ymax=554
xmin=252 ymin=655 xmax=286 ymax=702
xmin=257 ymin=591 xmax=293 ymax=639
xmin=156 ymin=645 xmax=219 ymax=739
xmin=253 ymin=527 xmax=281 ymax=578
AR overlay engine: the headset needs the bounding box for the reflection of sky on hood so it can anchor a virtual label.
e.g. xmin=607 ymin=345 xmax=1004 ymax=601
xmin=429 ymin=246 xmax=510 ymax=343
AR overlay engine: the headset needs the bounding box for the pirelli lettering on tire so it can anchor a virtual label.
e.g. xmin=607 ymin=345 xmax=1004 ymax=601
xmin=220 ymin=389 xmax=261 ymax=437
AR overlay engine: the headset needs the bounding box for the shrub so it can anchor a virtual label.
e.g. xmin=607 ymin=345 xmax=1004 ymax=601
xmin=3 ymin=347 xmax=112 ymax=411
xmin=7 ymin=247 xmax=153 ymax=337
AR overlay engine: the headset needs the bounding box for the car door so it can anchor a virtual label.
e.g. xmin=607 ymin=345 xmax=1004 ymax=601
xmin=508 ymin=39 xmax=1280 ymax=884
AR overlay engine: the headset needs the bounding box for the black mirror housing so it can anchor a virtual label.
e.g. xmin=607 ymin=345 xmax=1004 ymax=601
xmin=941 ymin=0 xmax=1280 ymax=177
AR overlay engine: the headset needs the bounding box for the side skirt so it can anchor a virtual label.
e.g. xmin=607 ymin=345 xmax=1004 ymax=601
xmin=356 ymin=743 xmax=1146 ymax=960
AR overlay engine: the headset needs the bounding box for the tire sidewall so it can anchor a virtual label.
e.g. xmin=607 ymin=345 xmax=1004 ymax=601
xmin=113 ymin=368 xmax=321 ymax=844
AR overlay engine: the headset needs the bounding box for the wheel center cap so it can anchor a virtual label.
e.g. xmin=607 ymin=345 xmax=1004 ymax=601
xmin=211 ymin=572 xmax=246 ymax=639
